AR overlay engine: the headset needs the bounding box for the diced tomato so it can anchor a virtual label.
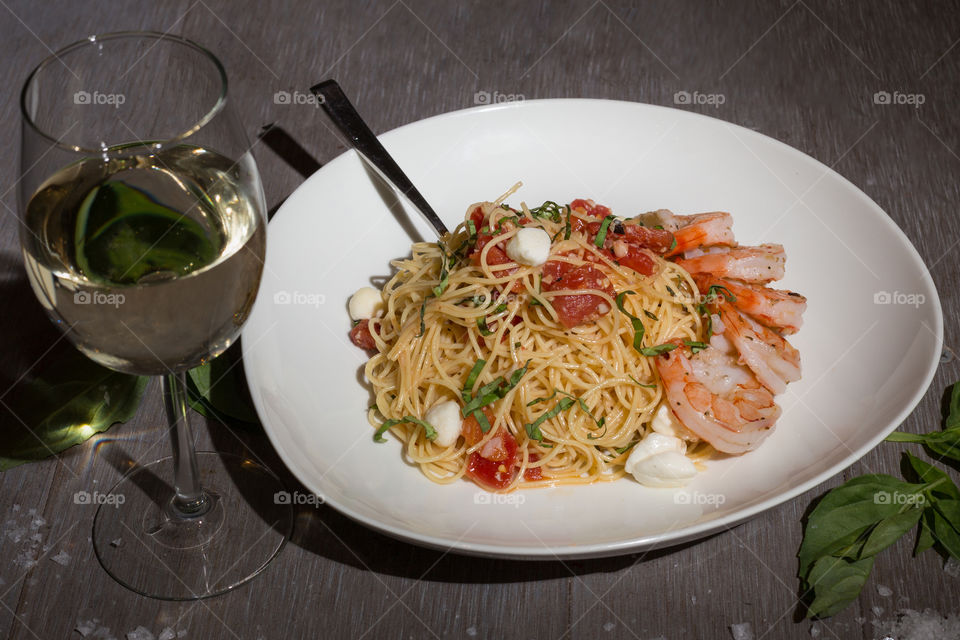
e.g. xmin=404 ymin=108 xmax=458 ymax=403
xmin=465 ymin=425 xmax=520 ymax=491
xmin=615 ymin=243 xmax=658 ymax=276
xmin=569 ymin=199 xmax=612 ymax=219
xmin=569 ymin=215 xmax=588 ymax=234
xmin=479 ymin=429 xmax=516 ymax=462
xmin=621 ymin=223 xmax=675 ymax=255
xmin=541 ymin=259 xmax=615 ymax=328
xmin=349 ymin=320 xmax=377 ymax=349
xmin=461 ymin=407 xmax=494 ymax=446
xmin=470 ymin=233 xmax=512 ymax=267
xmin=468 ymin=205 xmax=485 ymax=230
xmin=523 ymin=452 xmax=543 ymax=482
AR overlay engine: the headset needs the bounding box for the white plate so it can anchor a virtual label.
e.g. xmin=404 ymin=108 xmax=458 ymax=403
xmin=243 ymin=99 xmax=942 ymax=559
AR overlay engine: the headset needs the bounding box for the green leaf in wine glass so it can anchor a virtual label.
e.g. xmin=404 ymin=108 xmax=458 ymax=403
xmin=74 ymin=179 xmax=222 ymax=285
xmin=0 ymin=348 xmax=148 ymax=470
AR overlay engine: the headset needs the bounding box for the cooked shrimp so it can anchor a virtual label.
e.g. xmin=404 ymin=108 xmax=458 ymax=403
xmin=716 ymin=302 xmax=801 ymax=395
xmin=693 ymin=274 xmax=806 ymax=335
xmin=655 ymin=335 xmax=781 ymax=454
xmin=665 ymin=212 xmax=736 ymax=257
xmin=674 ymin=244 xmax=785 ymax=284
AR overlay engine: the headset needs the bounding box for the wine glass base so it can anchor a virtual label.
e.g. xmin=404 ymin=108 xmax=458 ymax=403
xmin=92 ymin=452 xmax=292 ymax=600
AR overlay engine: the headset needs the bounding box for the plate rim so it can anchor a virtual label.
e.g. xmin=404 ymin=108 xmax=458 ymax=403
xmin=244 ymin=97 xmax=944 ymax=559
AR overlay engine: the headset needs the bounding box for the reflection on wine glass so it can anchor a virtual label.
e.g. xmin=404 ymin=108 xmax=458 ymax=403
xmin=18 ymin=32 xmax=292 ymax=600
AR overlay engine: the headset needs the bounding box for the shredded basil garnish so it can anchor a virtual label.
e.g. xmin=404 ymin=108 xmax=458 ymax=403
xmin=594 ymin=216 xmax=614 ymax=248
xmin=615 ymin=442 xmax=638 ymax=454
xmin=433 ymin=245 xmax=450 ymax=297
xmin=476 ymin=316 xmax=494 ymax=336
xmin=615 ymin=291 xmax=645 ymax=354
xmin=639 ymin=343 xmax=679 ymax=356
xmin=462 ymin=359 xmax=486 ymax=402
xmin=707 ymin=284 xmax=737 ymax=303
xmin=459 ymin=361 xmax=530 ymax=422
xmin=563 ymin=205 xmax=572 ymax=240
xmin=525 ymin=397 xmax=575 ymax=441
xmin=417 ymin=299 xmax=427 ymax=337
xmin=529 ymin=200 xmax=564 ymax=223
xmin=684 ymin=339 xmax=709 ymax=354
xmin=628 ymin=375 xmax=658 ymax=389
xmin=668 ymin=235 xmax=677 ymax=252
xmin=643 ymin=309 xmax=658 ymax=321
xmin=373 ymin=415 xmax=438 ymax=443
xmin=526 ymin=388 xmax=605 ymax=433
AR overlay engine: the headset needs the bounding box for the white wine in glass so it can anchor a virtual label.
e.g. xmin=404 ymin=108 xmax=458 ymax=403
xmin=18 ymin=32 xmax=292 ymax=600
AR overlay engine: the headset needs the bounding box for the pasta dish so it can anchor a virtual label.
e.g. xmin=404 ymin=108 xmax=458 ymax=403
xmin=347 ymin=184 xmax=805 ymax=492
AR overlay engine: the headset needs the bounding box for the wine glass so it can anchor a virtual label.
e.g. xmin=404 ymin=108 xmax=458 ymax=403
xmin=18 ymin=32 xmax=292 ymax=600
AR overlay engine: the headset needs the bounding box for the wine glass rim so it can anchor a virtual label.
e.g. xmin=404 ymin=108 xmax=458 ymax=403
xmin=20 ymin=30 xmax=229 ymax=155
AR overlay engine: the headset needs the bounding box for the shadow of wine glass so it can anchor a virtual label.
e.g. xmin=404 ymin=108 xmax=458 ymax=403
xmin=0 ymin=256 xmax=148 ymax=469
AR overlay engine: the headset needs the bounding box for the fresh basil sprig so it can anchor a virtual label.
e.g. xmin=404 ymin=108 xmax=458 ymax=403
xmin=798 ymin=381 xmax=960 ymax=618
xmin=886 ymin=382 xmax=960 ymax=463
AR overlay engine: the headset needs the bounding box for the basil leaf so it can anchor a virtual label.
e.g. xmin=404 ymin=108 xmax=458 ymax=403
xmin=462 ymin=359 xmax=486 ymax=402
xmin=529 ymin=200 xmax=563 ymax=223
xmin=615 ymin=442 xmax=638 ymax=454
xmin=668 ymin=235 xmax=677 ymax=253
xmin=643 ymin=309 xmax=658 ymax=321
xmin=594 ymin=216 xmax=614 ymax=248
xmin=797 ymin=474 xmax=928 ymax=576
xmin=563 ymin=205 xmax=572 ymax=240
xmin=433 ymin=245 xmax=450 ymax=297
xmin=707 ymin=284 xmax=736 ymax=303
xmin=472 ymin=409 xmax=492 ymax=433
xmin=902 ymin=451 xmax=960 ymax=501
xmin=684 ymin=340 xmax=709 ymax=354
xmin=888 ymin=382 xmax=960 ymax=450
xmin=947 ymin=381 xmax=960 ymax=430
xmin=373 ymin=415 xmax=438 ymax=443
xmin=615 ymin=291 xmax=645 ymax=353
xmin=524 ymin=397 xmax=576 ymax=441
xmin=639 ymin=343 xmax=679 ymax=356
xmin=508 ymin=360 xmax=531 ymax=388
xmin=477 ymin=316 xmax=494 ymax=336
xmin=804 ymin=556 xmax=874 ymax=619
xmin=916 ymin=509 xmax=936 ymax=555
xmin=859 ymin=508 xmax=924 ymax=557
xmin=929 ymin=499 xmax=960 ymax=560
xmin=628 ymin=375 xmax=658 ymax=389
xmin=186 ymin=348 xmax=259 ymax=426
xmin=527 ymin=389 xmax=560 ymax=407
xmin=417 ymin=299 xmax=427 ymax=337
xmin=460 ymin=362 xmax=528 ymax=417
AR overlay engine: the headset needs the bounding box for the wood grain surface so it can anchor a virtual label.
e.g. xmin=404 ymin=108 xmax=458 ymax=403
xmin=1 ymin=1 xmax=959 ymax=638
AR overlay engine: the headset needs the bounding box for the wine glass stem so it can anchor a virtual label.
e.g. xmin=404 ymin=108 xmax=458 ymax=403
xmin=163 ymin=371 xmax=211 ymax=517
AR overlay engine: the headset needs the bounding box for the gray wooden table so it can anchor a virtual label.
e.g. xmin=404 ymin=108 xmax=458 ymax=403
xmin=2 ymin=1 xmax=959 ymax=638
